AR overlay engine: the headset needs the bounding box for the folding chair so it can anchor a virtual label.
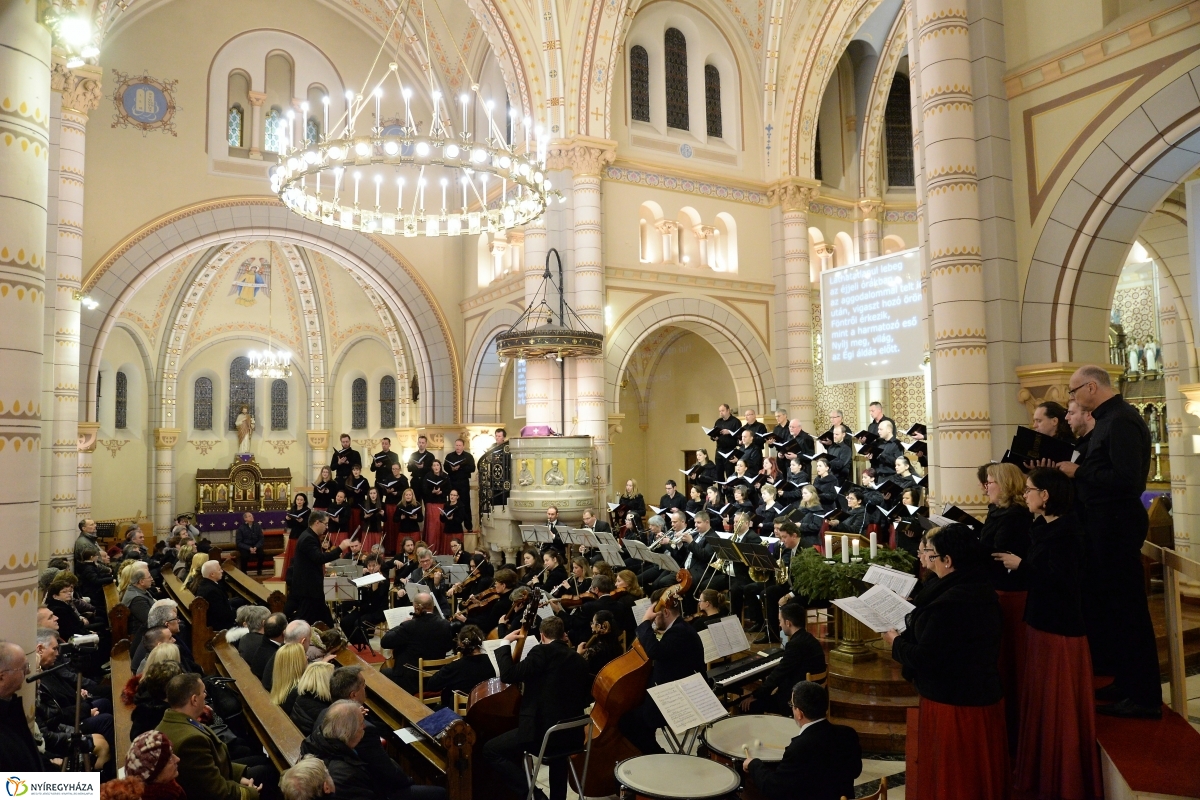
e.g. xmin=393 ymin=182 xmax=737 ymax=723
xmin=521 ymin=714 xmax=594 ymax=800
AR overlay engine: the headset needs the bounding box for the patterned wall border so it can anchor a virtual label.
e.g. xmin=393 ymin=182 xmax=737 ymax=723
xmin=603 ymin=166 xmax=771 ymax=205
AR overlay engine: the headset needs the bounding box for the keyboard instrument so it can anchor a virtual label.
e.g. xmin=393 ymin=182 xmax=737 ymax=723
xmin=708 ymin=647 xmax=783 ymax=688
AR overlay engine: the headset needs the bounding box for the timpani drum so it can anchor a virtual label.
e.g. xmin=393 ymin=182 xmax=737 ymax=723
xmin=614 ymin=754 xmax=742 ymax=800
xmin=701 ymin=715 xmax=799 ymax=800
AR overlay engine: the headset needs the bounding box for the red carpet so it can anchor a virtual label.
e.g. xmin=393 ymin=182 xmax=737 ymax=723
xmin=1094 ymin=705 xmax=1200 ymax=798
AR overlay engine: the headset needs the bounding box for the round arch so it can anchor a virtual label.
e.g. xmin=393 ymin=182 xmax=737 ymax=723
xmin=463 ymin=307 xmax=522 ymax=423
xmin=606 ymin=296 xmax=775 ymax=416
xmin=82 ymin=198 xmax=460 ymax=424
xmin=1021 ymin=63 xmax=1200 ymax=363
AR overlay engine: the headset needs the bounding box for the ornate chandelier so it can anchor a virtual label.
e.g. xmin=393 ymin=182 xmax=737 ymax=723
xmin=269 ymin=0 xmax=554 ymax=237
xmin=496 ymin=248 xmax=603 ymax=362
xmin=247 ymin=348 xmax=292 ymax=380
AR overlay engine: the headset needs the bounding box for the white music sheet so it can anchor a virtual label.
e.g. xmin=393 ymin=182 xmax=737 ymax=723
xmin=632 ymin=597 xmax=652 ymax=620
xmin=352 ymin=572 xmax=386 ymax=587
xmin=383 ymin=606 xmax=413 ymax=629
xmin=831 ymin=585 xmax=915 ymax=633
xmin=647 ymin=673 xmax=729 ymax=734
xmin=861 ymin=565 xmax=918 ymax=598
xmin=707 ymin=616 xmax=751 ymax=658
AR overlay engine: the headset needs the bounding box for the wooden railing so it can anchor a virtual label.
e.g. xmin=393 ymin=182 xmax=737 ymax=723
xmin=111 ymin=640 xmax=134 ymax=770
xmin=210 ymin=632 xmax=303 ymax=771
xmin=163 ymin=573 xmax=215 ymax=674
xmin=335 ymin=649 xmax=475 ymax=800
xmin=104 ymin=583 xmax=129 ymax=645
xmin=221 ymin=562 xmax=286 ymax=612
xmin=1141 ymin=540 xmax=1200 ymax=716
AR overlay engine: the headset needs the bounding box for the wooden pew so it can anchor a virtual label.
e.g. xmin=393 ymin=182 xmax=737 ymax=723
xmin=221 ymin=562 xmax=286 ymax=612
xmin=336 ymin=649 xmax=474 ymax=800
xmin=210 ymin=632 xmax=303 ymax=771
xmin=104 ymin=582 xmax=129 ymax=645
xmin=163 ymin=573 xmax=215 ymax=674
xmin=110 ymin=640 xmax=134 ymax=770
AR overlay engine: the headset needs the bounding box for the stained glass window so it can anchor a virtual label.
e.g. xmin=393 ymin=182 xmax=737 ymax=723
xmin=115 ymin=371 xmax=128 ymax=430
xmin=264 ymin=107 xmax=282 ymax=153
xmin=227 ymin=105 xmax=244 ymax=148
xmin=194 ymin=377 xmax=213 ymax=430
xmin=271 ymin=379 xmax=288 ymax=430
xmin=306 ymin=117 xmax=319 ymax=146
xmin=885 ymin=75 xmax=914 ymax=187
xmin=228 ymin=357 xmax=255 ymax=430
xmin=704 ymin=65 xmax=721 ymax=138
xmin=379 ymin=376 xmax=396 ymax=429
xmin=664 ymin=29 xmax=689 ymax=130
xmin=630 ymin=46 xmax=650 ymax=123
xmin=352 ymin=378 xmax=367 ymax=430
xmin=814 ymin=123 xmax=823 ymax=183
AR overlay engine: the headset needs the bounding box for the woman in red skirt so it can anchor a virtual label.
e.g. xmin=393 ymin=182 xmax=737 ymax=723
xmin=378 ymin=463 xmax=408 ymax=553
xmin=883 ymin=523 xmax=1009 ymax=800
xmin=981 ymin=462 xmax=1034 ymax=746
xmin=359 ymin=486 xmax=385 ymax=554
xmin=282 ymin=492 xmax=310 ymax=581
xmin=421 ymin=459 xmax=448 ymax=553
xmin=995 ymin=468 xmax=1102 ymax=800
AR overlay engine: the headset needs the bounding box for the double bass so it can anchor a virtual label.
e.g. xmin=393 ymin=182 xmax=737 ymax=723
xmin=571 ymin=569 xmax=692 ymax=796
xmin=465 ymin=587 xmax=543 ymax=743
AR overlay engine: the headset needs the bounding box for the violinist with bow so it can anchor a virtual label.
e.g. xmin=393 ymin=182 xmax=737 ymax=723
xmin=451 ymin=568 xmax=517 ymax=634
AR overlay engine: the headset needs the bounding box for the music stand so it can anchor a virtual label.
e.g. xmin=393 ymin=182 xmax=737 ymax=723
xmin=520 ymin=525 xmax=554 ymax=546
xmin=569 ymin=529 xmax=599 ymax=549
xmin=324 ymin=576 xmax=357 ymax=602
xmin=735 ymin=541 xmax=777 ymax=577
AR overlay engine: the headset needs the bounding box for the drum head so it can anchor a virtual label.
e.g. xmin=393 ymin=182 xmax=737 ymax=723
xmin=615 ymin=755 xmax=741 ymax=798
xmin=701 ymin=715 xmax=798 ymax=762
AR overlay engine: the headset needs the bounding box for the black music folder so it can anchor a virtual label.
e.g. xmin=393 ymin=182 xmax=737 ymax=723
xmin=1007 ymin=426 xmax=1079 ymax=465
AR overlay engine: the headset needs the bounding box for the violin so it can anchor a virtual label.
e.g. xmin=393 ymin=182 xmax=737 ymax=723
xmin=448 ymin=563 xmax=482 ymax=597
xmin=460 ymin=584 xmax=501 ymax=612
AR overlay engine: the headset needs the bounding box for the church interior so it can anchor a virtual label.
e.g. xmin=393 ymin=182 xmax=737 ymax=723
xmin=4 ymin=0 xmax=1200 ymax=794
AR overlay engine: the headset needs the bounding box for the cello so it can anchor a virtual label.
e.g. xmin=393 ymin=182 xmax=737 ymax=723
xmin=465 ymin=586 xmax=542 ymax=743
xmin=571 ymin=569 xmax=693 ymax=796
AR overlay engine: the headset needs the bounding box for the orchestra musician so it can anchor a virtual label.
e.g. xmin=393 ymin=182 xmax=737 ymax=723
xmin=618 ymin=586 xmax=706 ymax=755
xmin=340 ymin=553 xmax=389 ymax=646
xmin=726 ymin=510 xmax=761 ymax=621
xmin=688 ymin=588 xmax=729 ymax=632
xmin=738 ymin=602 xmax=826 ymax=716
xmin=312 ymin=466 xmax=336 ymax=509
xmin=515 ymin=550 xmax=539 ymax=584
xmin=576 ymin=610 xmax=623 ymax=677
xmin=530 ymin=549 xmax=568 ymax=594
xmin=329 ymin=433 xmax=362 ymax=484
xmin=556 ymin=573 xmax=636 ymax=644
xmin=370 ymin=437 xmax=400 ymax=477
xmin=747 ymin=522 xmax=805 ymax=641
xmin=708 ymin=404 xmax=743 ymax=479
xmin=392 ymin=538 xmax=419 ymax=583
xmin=424 ymin=626 xmax=495 ymax=710
xmin=543 ymin=506 xmax=565 ymax=553
xmin=380 ymin=593 xmax=454 ymax=694
xmin=451 ymin=568 xmax=517 ymax=634
xmin=682 ymin=511 xmax=726 ymax=593
xmin=407 ymin=435 xmax=434 ymax=501
xmin=575 ymin=508 xmax=612 ymax=566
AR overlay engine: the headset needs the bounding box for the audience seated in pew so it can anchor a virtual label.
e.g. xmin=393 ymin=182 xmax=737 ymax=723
xmin=33 ymin=629 xmax=113 ymax=773
xmin=302 ymin=700 xmax=446 ymax=800
xmin=279 ymin=755 xmax=336 ymax=800
xmin=251 ymin=613 xmax=289 ymax=681
xmin=99 ymin=731 xmax=187 ymax=800
xmin=130 ymin=662 xmax=182 ymax=738
xmin=264 ymin=620 xmax=320 ymax=692
xmin=156 ymin=672 xmax=278 ymax=800
xmin=287 ymin=661 xmax=335 ymax=735
xmin=196 ymin=561 xmax=239 ymax=631
xmin=270 ymin=643 xmax=309 ymax=713
xmin=0 ymin=641 xmax=44 ymax=769
xmin=123 ymin=566 xmax=157 ymax=652
xmin=237 ymin=606 xmax=271 ymax=662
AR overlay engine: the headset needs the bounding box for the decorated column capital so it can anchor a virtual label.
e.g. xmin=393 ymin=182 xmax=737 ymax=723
xmin=693 ymin=224 xmax=717 ymax=240
xmin=769 ymin=179 xmax=821 ymax=213
xmin=77 ymin=422 xmax=99 ymax=453
xmin=654 ymin=219 xmax=680 ymax=235
xmin=153 ymin=428 xmax=181 ymax=450
xmin=858 ymin=199 xmax=883 ymax=218
xmin=544 ymin=136 xmax=617 ymax=176
xmin=51 ymin=61 xmax=103 ymax=115
xmin=1177 ymin=383 xmax=1200 ymax=419
xmin=306 ymin=429 xmax=331 ymax=450
xmin=247 ymin=91 xmax=267 ymax=107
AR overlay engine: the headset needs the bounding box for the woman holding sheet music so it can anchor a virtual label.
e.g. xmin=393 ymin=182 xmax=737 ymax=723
xmin=395 ymin=488 xmax=424 ymax=546
xmin=882 ymin=524 xmax=1007 ymax=800
xmin=359 ymin=486 xmax=384 ymax=553
xmin=981 ymin=461 xmax=1034 ymax=747
xmin=421 ymin=460 xmax=449 ymax=552
xmin=994 ymin=468 xmax=1102 ymax=800
xmin=689 ymin=450 xmax=721 ymax=494
xmin=283 ymin=492 xmax=311 ymax=580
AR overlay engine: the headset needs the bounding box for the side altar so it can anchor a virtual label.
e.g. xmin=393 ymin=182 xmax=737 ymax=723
xmin=195 ymin=454 xmax=292 ymax=514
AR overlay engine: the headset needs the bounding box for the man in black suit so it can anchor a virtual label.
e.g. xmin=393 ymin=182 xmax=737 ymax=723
xmin=195 ymin=560 xmax=237 ymax=630
xmin=370 ymin=437 xmax=401 ymax=477
xmin=484 ymin=616 xmax=591 ymax=800
xmin=285 ymin=510 xmax=359 ymax=625
xmin=735 ymin=428 xmax=764 ymax=475
xmin=657 ymin=481 xmax=687 ymax=516
xmin=237 ymin=606 xmax=269 ymax=663
xmin=865 ymin=402 xmax=895 ymax=438
xmin=680 ymin=512 xmax=725 ymax=591
xmin=740 ymin=603 xmax=826 ymax=716
xmin=709 ymin=403 xmax=742 ymax=479
xmin=330 ymin=433 xmax=362 ymax=485
xmin=444 ymin=437 xmax=476 ymax=526
xmin=235 ymin=511 xmax=268 ymax=575
xmin=381 ymin=593 xmax=454 ymax=693
xmin=251 ymin=612 xmax=287 ymax=680
xmin=407 ymin=435 xmax=434 ymax=500
xmin=745 ymin=681 xmax=862 ymax=800
xmin=740 ymin=523 xmax=804 ymax=639
xmin=618 ymin=585 xmax=706 ymax=755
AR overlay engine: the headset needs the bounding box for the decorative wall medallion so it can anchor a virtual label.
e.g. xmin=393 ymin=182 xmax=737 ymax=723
xmin=111 ymin=70 xmax=178 ymax=136
xmin=99 ymin=439 xmax=129 ymax=458
xmin=268 ymin=439 xmax=293 ymax=455
xmin=190 ymin=440 xmax=220 ymax=456
xmin=679 ymin=143 xmax=693 ymax=158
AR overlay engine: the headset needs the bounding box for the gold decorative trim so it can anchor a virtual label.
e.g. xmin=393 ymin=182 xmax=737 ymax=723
xmin=190 ymin=440 xmax=220 ymax=456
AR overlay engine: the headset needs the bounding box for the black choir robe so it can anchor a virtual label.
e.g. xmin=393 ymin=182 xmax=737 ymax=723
xmin=330 ymin=446 xmax=362 ymax=483
xmin=408 ymin=450 xmax=435 ymax=498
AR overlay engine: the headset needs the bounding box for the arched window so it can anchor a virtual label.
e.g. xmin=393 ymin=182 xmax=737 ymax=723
xmin=884 ymin=75 xmax=914 ymax=187
xmin=115 ymin=371 xmax=128 ymax=430
xmin=194 ymin=377 xmax=213 ymax=430
xmin=704 ymin=65 xmax=721 ymax=138
xmin=264 ymin=107 xmax=283 ymax=153
xmin=630 ymin=45 xmax=650 ymax=123
xmin=664 ymin=28 xmax=689 ymax=130
xmin=271 ymin=379 xmax=288 ymax=430
xmin=228 ymin=356 xmax=255 ymax=430
xmin=351 ymin=378 xmax=367 ymax=430
xmin=305 ymin=117 xmax=319 ymax=146
xmin=379 ymin=376 xmax=397 ymax=429
xmin=227 ymin=105 xmax=244 ymax=147
xmin=814 ymin=123 xmax=823 ymax=183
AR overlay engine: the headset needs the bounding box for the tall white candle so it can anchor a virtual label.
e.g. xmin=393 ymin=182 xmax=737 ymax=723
xmin=841 ymin=535 xmax=850 ymax=564
xmin=852 ymin=538 xmax=860 ymax=558
xmin=869 ymin=530 xmax=878 ymax=559
xmin=824 ymin=534 xmax=833 ymax=559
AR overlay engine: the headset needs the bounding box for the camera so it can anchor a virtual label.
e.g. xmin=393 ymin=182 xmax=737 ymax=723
xmin=58 ymin=633 xmax=99 ymax=658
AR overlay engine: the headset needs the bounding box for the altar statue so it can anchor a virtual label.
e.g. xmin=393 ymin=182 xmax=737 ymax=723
xmin=1127 ymin=341 xmax=1143 ymax=373
xmin=1144 ymin=337 xmax=1160 ymax=372
xmin=236 ymin=404 xmax=255 ymax=453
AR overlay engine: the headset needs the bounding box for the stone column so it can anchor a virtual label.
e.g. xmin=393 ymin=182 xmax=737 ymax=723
xmin=914 ymin=0 xmax=991 ymax=511
xmin=522 ymin=218 xmax=553 ymax=428
xmin=858 ymin=200 xmax=881 ymax=260
xmin=0 ymin=0 xmax=51 ymax=653
xmin=248 ymin=91 xmax=266 ymax=160
xmin=44 ymin=63 xmax=101 ymax=564
xmin=694 ymin=224 xmax=717 ymax=269
xmin=77 ymin=422 xmax=98 ymax=521
xmin=489 ymin=237 xmax=508 ymax=281
xmin=307 ymin=430 xmax=330 ymax=487
xmin=567 ymin=140 xmax=614 ymax=503
xmin=772 ymin=181 xmax=819 ymax=432
xmin=655 ymin=220 xmax=680 ymax=264
xmin=153 ymin=428 xmax=180 ymax=536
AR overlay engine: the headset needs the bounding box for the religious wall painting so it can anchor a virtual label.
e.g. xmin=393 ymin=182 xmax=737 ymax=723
xmin=230 ymin=257 xmax=270 ymax=307
xmin=111 ymin=70 xmax=179 ymax=136
xmin=216 ymin=485 xmax=228 ymax=503
xmin=262 ymin=484 xmax=274 ymax=502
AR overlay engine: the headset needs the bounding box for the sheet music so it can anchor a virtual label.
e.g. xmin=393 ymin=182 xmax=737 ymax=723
xmin=861 ymin=565 xmax=918 ymax=598
xmin=632 ymin=597 xmax=652 ymax=619
xmin=831 ymin=585 xmax=915 ymax=633
xmin=352 ymin=572 xmax=386 ymax=587
xmin=482 ymin=638 xmax=537 ymax=674
xmin=699 ymin=629 xmax=718 ymax=664
xmin=707 ymin=616 xmax=751 ymax=658
xmin=384 ymin=606 xmax=414 ymax=629
xmin=647 ymin=673 xmax=730 ymax=734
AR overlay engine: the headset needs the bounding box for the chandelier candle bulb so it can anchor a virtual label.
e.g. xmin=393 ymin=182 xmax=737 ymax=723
xmin=825 ymin=534 xmax=834 ymax=560
xmin=353 ymin=172 xmax=360 ymax=205
xmin=841 ymin=535 xmax=850 ymax=564
xmin=374 ymin=174 xmax=381 ymax=209
xmin=461 ymin=94 xmax=469 ymax=137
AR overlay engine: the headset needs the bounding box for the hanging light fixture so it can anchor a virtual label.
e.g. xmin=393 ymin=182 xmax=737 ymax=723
xmin=496 ymin=248 xmax=604 ymax=362
xmin=246 ymin=250 xmax=292 ymax=380
xmin=270 ymin=0 xmax=554 ymax=236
